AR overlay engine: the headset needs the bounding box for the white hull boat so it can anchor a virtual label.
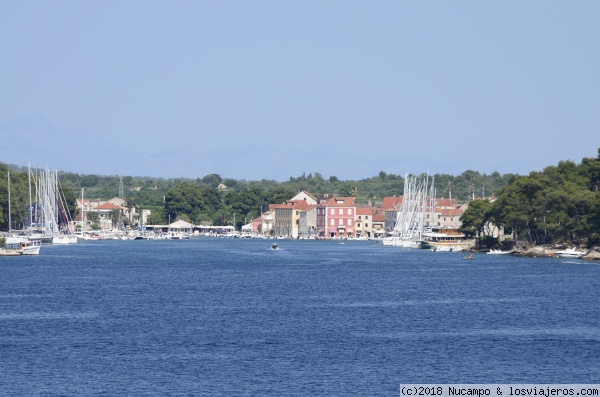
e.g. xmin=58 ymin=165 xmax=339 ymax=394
xmin=555 ymin=247 xmax=584 ymax=258
xmin=421 ymin=227 xmax=475 ymax=252
xmin=487 ymin=249 xmax=513 ymax=255
xmin=382 ymin=237 xmax=422 ymax=248
xmin=2 ymin=237 xmax=41 ymax=255
xmin=53 ymin=235 xmax=76 ymax=245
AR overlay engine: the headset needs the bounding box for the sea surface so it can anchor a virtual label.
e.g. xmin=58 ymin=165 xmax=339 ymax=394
xmin=0 ymin=238 xmax=599 ymax=396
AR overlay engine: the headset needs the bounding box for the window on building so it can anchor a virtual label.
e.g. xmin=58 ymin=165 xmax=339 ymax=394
xmin=348 ymin=209 xmax=352 ymax=215
xmin=358 ymin=216 xmax=362 ymax=220
xmin=347 ymin=218 xmax=352 ymax=226
xmin=330 ymin=209 xmax=335 ymax=215
xmin=339 ymin=209 xmax=343 ymax=215
xmin=366 ymin=223 xmax=369 ymax=227
xmin=330 ymin=219 xmax=334 ymax=226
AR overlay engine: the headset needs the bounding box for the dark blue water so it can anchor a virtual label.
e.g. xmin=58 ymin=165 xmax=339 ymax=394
xmin=1 ymin=239 xmax=599 ymax=396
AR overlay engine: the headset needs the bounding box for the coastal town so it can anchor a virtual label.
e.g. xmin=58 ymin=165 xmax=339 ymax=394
xmin=2 ymin=151 xmax=600 ymax=260
xmin=73 ymin=188 xmax=472 ymax=241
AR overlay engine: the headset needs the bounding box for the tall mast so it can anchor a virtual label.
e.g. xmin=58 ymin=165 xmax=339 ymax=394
xmin=28 ymin=162 xmax=33 ymax=227
xmin=82 ymin=188 xmax=85 ymax=232
xmin=119 ymin=174 xmax=124 ymax=230
xmin=448 ymin=181 xmax=453 ymax=228
xmin=7 ymin=172 xmax=11 ymax=235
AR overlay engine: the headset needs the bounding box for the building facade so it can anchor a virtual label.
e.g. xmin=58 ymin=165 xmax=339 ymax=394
xmin=322 ymin=197 xmax=356 ymax=238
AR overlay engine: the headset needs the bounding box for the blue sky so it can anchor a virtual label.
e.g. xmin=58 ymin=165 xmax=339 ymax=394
xmin=1 ymin=1 xmax=598 ymax=181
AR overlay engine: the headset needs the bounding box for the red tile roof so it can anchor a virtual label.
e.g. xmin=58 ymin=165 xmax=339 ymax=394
xmin=320 ymin=197 xmax=355 ymax=207
xmin=93 ymin=202 xmax=120 ymax=210
xmin=381 ymin=197 xmax=403 ymax=210
xmin=434 ymin=198 xmax=458 ymax=208
xmin=438 ymin=208 xmax=464 ymax=216
xmin=356 ymin=208 xmax=373 ymax=216
xmin=373 ymin=214 xmax=385 ymax=222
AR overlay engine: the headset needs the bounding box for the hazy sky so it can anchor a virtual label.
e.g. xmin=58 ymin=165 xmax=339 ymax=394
xmin=1 ymin=1 xmax=598 ymax=181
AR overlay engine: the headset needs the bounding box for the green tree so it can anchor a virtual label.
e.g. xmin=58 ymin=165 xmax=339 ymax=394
xmin=266 ymin=186 xmax=296 ymax=206
xmin=460 ymin=199 xmax=493 ymax=239
xmin=86 ymin=211 xmax=100 ymax=225
xmin=224 ymin=189 xmax=262 ymax=221
xmin=489 ymin=152 xmax=600 ymax=245
xmin=164 ymin=182 xmax=204 ymax=222
xmin=202 ymin=174 xmax=222 ymax=188
xmin=110 ymin=209 xmax=122 ymax=228
xmin=164 ymin=182 xmax=224 ymax=224
xmin=146 ymin=211 xmax=165 ymax=225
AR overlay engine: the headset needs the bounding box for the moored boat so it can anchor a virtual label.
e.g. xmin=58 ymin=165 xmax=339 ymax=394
xmin=52 ymin=234 xmax=73 ymax=245
xmin=1 ymin=237 xmax=41 ymax=255
xmin=554 ymin=247 xmax=584 ymax=258
xmin=421 ymin=227 xmax=475 ymax=252
xmin=487 ymin=249 xmax=513 ymax=255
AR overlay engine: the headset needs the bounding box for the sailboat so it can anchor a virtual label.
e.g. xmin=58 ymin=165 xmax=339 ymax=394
xmin=420 ymin=182 xmax=475 ymax=252
xmin=382 ymin=173 xmax=434 ymax=248
xmin=1 ymin=172 xmax=41 ymax=256
xmin=30 ymin=167 xmax=77 ymax=245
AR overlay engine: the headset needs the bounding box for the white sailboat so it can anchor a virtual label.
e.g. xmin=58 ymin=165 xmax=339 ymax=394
xmin=382 ymin=173 xmax=434 ymax=248
xmin=1 ymin=172 xmax=41 ymax=256
xmin=32 ymin=168 xmax=77 ymax=244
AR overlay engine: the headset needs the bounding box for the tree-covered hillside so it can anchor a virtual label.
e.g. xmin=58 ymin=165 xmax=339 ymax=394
xmin=460 ymin=149 xmax=600 ymax=247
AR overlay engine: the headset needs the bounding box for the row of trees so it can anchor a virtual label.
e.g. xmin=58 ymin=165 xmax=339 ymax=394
xmin=460 ymin=149 xmax=600 ymax=247
xmin=160 ymin=183 xmax=297 ymax=227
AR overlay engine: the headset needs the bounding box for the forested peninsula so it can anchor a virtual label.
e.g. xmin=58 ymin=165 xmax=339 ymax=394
xmin=1 ymin=148 xmax=599 ymax=248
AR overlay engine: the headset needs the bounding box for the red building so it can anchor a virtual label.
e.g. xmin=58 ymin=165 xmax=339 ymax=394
xmin=319 ymin=197 xmax=356 ymax=238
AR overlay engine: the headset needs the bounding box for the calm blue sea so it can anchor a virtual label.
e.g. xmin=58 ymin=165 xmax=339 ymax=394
xmin=0 ymin=238 xmax=599 ymax=396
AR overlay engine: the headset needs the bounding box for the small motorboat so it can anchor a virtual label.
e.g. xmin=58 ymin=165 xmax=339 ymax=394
xmin=487 ymin=249 xmax=513 ymax=255
xmin=554 ymin=247 xmax=584 ymax=258
xmin=271 ymin=243 xmax=279 ymax=250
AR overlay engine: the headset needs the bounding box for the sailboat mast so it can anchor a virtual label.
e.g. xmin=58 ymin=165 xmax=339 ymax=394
xmin=119 ymin=174 xmax=124 ymax=230
xmin=7 ymin=172 xmax=11 ymax=235
xmin=448 ymin=181 xmax=454 ymax=228
xmin=7 ymin=172 xmax=12 ymax=236
xmin=28 ymin=163 xmax=33 ymax=227
xmin=82 ymin=188 xmax=85 ymax=233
